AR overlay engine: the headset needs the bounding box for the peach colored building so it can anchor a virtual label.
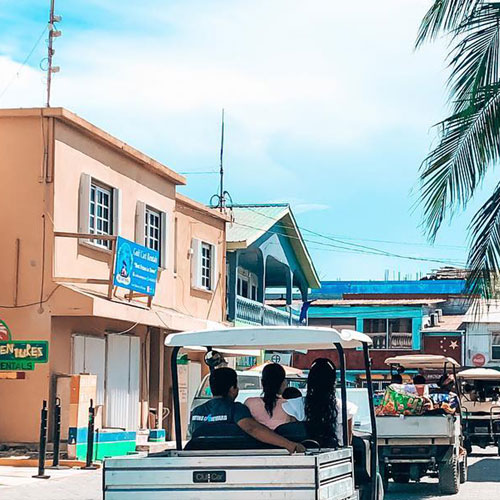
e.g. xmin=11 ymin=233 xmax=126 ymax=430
xmin=0 ymin=108 xmax=228 ymax=456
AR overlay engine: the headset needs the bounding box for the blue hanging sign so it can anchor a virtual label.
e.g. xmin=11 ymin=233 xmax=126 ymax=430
xmin=113 ymin=236 xmax=159 ymax=296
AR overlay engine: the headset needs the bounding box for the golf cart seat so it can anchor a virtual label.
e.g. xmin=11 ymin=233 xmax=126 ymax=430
xmin=352 ymin=434 xmax=371 ymax=486
xmin=184 ymin=423 xmax=274 ymax=451
xmin=275 ymin=422 xmax=309 ymax=443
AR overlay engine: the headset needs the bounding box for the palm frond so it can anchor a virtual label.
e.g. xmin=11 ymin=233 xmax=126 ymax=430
xmin=420 ymin=85 xmax=500 ymax=239
xmin=449 ymin=4 xmax=500 ymax=109
xmin=416 ymin=0 xmax=483 ymax=47
xmin=466 ymin=182 xmax=500 ymax=299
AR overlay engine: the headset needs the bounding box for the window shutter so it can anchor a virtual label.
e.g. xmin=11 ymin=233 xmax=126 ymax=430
xmin=191 ymin=238 xmax=202 ymax=288
xmin=210 ymin=243 xmax=218 ymax=291
xmin=160 ymin=211 xmax=168 ymax=268
xmin=78 ymin=173 xmax=91 ymax=236
xmin=112 ymin=187 xmax=121 ymax=236
xmin=135 ymin=201 xmax=146 ymax=244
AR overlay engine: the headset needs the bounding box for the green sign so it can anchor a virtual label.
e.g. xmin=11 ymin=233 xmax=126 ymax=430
xmin=0 ymin=341 xmax=49 ymax=371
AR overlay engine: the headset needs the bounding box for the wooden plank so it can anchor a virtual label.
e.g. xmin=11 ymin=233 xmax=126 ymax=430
xmin=108 ymin=238 xmax=117 ymax=299
xmin=53 ymin=277 xmax=110 ymax=285
xmin=54 ymin=231 xmax=117 ymax=241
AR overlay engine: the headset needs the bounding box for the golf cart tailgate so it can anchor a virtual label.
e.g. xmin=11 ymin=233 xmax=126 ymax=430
xmin=377 ymin=415 xmax=457 ymax=438
xmin=104 ymin=448 xmax=356 ymax=500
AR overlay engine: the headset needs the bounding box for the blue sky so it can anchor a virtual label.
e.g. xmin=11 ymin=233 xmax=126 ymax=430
xmin=1 ymin=0 xmax=495 ymax=280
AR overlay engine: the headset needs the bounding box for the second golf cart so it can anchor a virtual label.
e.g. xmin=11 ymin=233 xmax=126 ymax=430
xmin=458 ymin=367 xmax=500 ymax=455
xmin=376 ymin=355 xmax=467 ymax=495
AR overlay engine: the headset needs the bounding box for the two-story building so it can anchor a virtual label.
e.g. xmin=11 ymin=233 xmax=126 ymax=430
xmin=226 ymin=204 xmax=320 ymax=326
xmin=0 ymin=108 xmax=228 ymax=456
xmin=291 ymin=279 xmax=468 ymax=387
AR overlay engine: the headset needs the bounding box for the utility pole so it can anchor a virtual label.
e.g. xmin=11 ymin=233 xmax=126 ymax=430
xmin=46 ymin=0 xmax=62 ymax=107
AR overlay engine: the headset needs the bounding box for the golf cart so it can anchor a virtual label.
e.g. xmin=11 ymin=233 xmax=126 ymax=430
xmin=458 ymin=368 xmax=500 ymax=455
xmin=103 ymin=326 xmax=382 ymax=500
xmin=376 ymin=355 xmax=466 ymax=495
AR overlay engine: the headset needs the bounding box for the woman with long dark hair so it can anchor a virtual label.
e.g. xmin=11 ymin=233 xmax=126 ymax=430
xmin=245 ymin=363 xmax=294 ymax=429
xmin=283 ymin=358 xmax=357 ymax=447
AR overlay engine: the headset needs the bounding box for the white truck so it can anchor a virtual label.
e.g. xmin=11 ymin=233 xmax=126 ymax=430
xmin=376 ymin=355 xmax=467 ymax=495
xmin=103 ymin=326 xmax=382 ymax=500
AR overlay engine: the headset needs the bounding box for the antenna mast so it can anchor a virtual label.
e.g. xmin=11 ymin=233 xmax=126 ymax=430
xmin=46 ymin=0 xmax=62 ymax=107
xmin=219 ymin=109 xmax=225 ymax=211
xmin=210 ymin=109 xmax=231 ymax=211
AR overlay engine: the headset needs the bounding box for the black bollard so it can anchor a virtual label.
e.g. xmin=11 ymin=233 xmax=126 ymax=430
xmin=83 ymin=399 xmax=97 ymax=469
xmin=48 ymin=397 xmax=68 ymax=470
xmin=32 ymin=400 xmax=50 ymax=479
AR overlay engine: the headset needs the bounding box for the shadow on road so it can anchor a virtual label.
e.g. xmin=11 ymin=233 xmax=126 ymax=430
xmin=467 ymin=458 xmax=500 ymax=482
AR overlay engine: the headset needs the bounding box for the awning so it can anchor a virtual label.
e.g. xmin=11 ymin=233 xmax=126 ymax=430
xmin=49 ymin=284 xmax=225 ymax=332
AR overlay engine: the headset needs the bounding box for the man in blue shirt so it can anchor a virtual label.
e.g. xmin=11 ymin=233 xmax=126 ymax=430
xmin=190 ymin=367 xmax=304 ymax=454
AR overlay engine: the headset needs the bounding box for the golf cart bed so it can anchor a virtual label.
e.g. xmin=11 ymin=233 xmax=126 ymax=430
xmin=377 ymin=415 xmax=458 ymax=443
xmin=104 ymin=448 xmax=357 ymax=500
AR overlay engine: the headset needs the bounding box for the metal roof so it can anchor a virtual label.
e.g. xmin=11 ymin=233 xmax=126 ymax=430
xmin=311 ymin=280 xmax=467 ymax=299
xmin=165 ymin=326 xmax=372 ymax=350
xmin=423 ymin=315 xmax=465 ymax=332
xmin=226 ymin=204 xmax=320 ymax=289
xmin=226 ymin=204 xmax=290 ymax=245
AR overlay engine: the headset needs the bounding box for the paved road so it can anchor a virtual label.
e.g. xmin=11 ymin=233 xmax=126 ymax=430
xmin=1 ymin=447 xmax=498 ymax=499
xmin=386 ymin=448 xmax=500 ymax=500
xmin=0 ymin=467 xmax=102 ymax=500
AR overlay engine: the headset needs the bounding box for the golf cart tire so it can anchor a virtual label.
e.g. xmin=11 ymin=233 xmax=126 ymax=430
xmin=464 ymin=438 xmax=472 ymax=456
xmin=439 ymin=457 xmax=460 ymax=495
xmin=380 ymin=465 xmax=389 ymax=495
xmin=459 ymin=457 xmax=467 ymax=484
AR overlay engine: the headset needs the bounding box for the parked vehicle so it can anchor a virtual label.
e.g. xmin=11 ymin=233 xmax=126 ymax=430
xmin=376 ymin=355 xmax=467 ymax=495
xmin=458 ymin=368 xmax=500 ymax=455
xmin=103 ymin=326 xmax=382 ymax=500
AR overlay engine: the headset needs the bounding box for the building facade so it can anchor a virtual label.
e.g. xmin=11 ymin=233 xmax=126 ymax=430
xmin=0 ymin=108 xmax=228 ymax=454
xmin=293 ymin=279 xmax=468 ymax=387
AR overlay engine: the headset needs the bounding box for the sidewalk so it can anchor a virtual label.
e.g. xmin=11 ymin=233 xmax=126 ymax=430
xmin=0 ymin=466 xmax=101 ymax=500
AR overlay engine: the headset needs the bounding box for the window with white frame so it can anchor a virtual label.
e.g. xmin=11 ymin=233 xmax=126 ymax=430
xmin=492 ymin=332 xmax=500 ymax=360
xmin=201 ymin=242 xmax=212 ymax=290
xmin=363 ymin=318 xmax=413 ymax=350
xmin=145 ymin=207 xmax=161 ymax=253
xmin=89 ymin=181 xmax=113 ymax=248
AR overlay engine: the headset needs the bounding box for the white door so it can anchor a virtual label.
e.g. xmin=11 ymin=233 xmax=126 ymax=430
xmin=105 ymin=335 xmax=140 ymax=430
xmin=72 ymin=335 xmax=106 ymax=406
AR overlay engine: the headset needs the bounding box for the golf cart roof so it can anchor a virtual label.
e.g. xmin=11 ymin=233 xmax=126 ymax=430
xmin=384 ymin=354 xmax=460 ymax=369
xmin=165 ymin=326 xmax=372 ymax=350
xmin=457 ymin=368 xmax=500 ymax=381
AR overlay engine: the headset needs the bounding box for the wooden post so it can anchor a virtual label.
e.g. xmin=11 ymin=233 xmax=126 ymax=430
xmin=107 ymin=238 xmax=117 ymax=300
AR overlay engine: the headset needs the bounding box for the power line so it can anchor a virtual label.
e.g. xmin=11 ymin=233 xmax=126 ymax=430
xmin=230 ymin=219 xmax=466 ymax=266
xmin=0 ymin=25 xmax=48 ymax=102
xmin=239 ymin=205 xmax=466 ymax=266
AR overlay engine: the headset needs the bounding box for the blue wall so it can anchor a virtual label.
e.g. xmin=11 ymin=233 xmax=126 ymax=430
xmin=308 ymin=305 xmax=423 ymax=350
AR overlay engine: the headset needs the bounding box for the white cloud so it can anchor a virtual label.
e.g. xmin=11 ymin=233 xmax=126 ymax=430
xmin=0 ymin=0 xmax=447 ymax=157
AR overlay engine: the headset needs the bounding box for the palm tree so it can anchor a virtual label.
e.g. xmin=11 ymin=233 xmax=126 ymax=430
xmin=418 ymin=0 xmax=500 ymax=298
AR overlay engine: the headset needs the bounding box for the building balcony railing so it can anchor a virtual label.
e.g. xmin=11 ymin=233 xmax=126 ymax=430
xmin=235 ymin=296 xmax=301 ymax=326
xmin=368 ymin=332 xmax=413 ymax=350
